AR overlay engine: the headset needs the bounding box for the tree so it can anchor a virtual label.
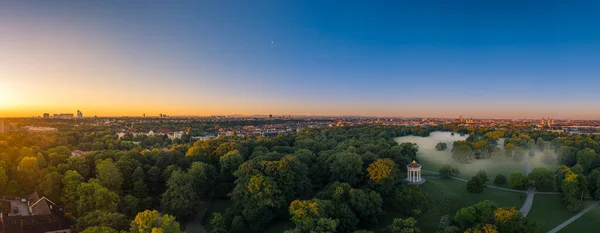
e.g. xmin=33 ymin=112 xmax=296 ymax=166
xmin=81 ymin=226 xmax=119 ymax=233
xmin=0 ymin=167 xmax=8 ymax=195
xmin=209 ymin=213 xmax=228 ymax=233
xmin=62 ymin=170 xmax=84 ymax=214
xmin=454 ymin=200 xmax=498 ymax=229
xmin=493 ymin=174 xmax=507 ymax=186
xmin=161 ymin=170 xmax=198 ymax=220
xmin=439 ymin=164 xmax=459 ymax=179
xmin=131 ymin=166 xmax=145 ymax=183
xmin=559 ymin=165 xmax=590 ymax=212
xmin=17 ymin=156 xmax=41 ymax=192
xmin=130 ymin=210 xmax=183 ymax=233
xmin=289 ymin=199 xmax=336 ymax=232
xmin=452 ymin=144 xmax=474 ymax=163
xmin=527 ymin=167 xmax=555 ymax=191
xmin=436 ymin=142 xmax=448 ymax=151
xmin=349 ymin=188 xmax=383 ymax=225
xmin=76 ymin=180 xmax=120 ymax=217
xmin=38 ymin=171 xmax=63 ymax=202
xmin=576 ymin=149 xmax=597 ymax=173
xmin=389 ymin=185 xmax=427 ymax=217
xmin=96 ymin=159 xmax=123 ymax=192
xmin=508 ymin=172 xmax=528 ymax=190
xmin=367 ymin=158 xmax=399 ymax=195
xmin=330 ymin=152 xmax=363 ymax=186
xmin=382 ymin=217 xmax=420 ymax=233
xmin=187 ymin=162 xmax=217 ymax=199
xmin=467 ymin=176 xmax=484 ymax=193
xmin=475 ymin=170 xmax=489 ymax=183
xmin=77 ymin=210 xmax=129 ymax=231
xmin=220 ymin=150 xmax=244 ymax=182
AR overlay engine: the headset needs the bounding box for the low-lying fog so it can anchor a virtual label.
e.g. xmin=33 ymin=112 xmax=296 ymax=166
xmin=395 ymin=131 xmax=557 ymax=181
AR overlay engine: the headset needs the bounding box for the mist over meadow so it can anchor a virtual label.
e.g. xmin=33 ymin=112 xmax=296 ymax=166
xmin=395 ymin=131 xmax=558 ymax=180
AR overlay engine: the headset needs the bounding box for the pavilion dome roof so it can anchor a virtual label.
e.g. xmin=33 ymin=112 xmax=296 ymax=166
xmin=407 ymin=160 xmax=421 ymax=168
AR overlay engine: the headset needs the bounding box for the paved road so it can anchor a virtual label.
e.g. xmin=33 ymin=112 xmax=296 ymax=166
xmin=547 ymin=201 xmax=600 ymax=233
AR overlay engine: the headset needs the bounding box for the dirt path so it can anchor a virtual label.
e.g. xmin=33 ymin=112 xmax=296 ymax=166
xmin=547 ymin=201 xmax=600 ymax=233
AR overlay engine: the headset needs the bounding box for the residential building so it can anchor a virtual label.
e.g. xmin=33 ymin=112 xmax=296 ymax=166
xmin=0 ymin=192 xmax=72 ymax=233
xmin=76 ymin=110 xmax=83 ymax=119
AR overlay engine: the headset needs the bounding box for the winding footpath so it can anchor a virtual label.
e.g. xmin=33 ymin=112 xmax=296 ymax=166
xmin=519 ymin=154 xmax=535 ymax=216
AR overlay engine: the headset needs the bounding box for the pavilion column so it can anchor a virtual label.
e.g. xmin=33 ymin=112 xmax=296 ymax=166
xmin=418 ymin=170 xmax=421 ymax=181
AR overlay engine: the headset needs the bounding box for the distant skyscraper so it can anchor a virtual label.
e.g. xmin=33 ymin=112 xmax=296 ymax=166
xmin=77 ymin=110 xmax=83 ymax=118
xmin=43 ymin=113 xmax=50 ymax=118
xmin=459 ymin=115 xmax=463 ymax=122
xmin=143 ymin=113 xmax=146 ymax=118
xmin=0 ymin=120 xmax=5 ymax=133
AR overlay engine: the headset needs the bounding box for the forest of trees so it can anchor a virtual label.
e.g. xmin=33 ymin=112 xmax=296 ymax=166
xmin=2 ymin=121 xmax=600 ymax=233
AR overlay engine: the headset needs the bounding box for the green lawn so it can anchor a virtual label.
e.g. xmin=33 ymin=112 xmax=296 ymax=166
xmin=558 ymin=202 xmax=600 ymax=233
xmin=370 ymin=178 xmax=527 ymax=233
xmin=527 ymin=195 xmax=575 ymax=232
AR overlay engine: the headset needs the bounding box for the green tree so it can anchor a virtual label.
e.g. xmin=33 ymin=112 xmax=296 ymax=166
xmin=161 ymin=170 xmax=198 ymax=220
xmin=576 ymin=149 xmax=597 ymax=173
xmin=493 ymin=174 xmax=507 ymax=186
xmin=76 ymin=180 xmax=120 ymax=217
xmin=467 ymin=176 xmax=484 ymax=193
xmin=349 ymin=188 xmax=383 ymax=224
xmin=220 ymin=150 xmax=244 ymax=182
xmin=0 ymin=167 xmax=8 ymax=195
xmin=527 ymin=167 xmax=555 ymax=191
xmin=130 ymin=210 xmax=183 ymax=233
xmin=452 ymin=144 xmax=474 ymax=163
xmin=435 ymin=142 xmax=448 ymax=151
xmin=38 ymin=171 xmax=63 ymax=202
xmin=330 ymin=151 xmax=363 ymax=186
xmin=508 ymin=172 xmax=528 ymax=190
xmin=77 ymin=210 xmax=129 ymax=231
xmin=382 ymin=217 xmax=420 ymax=233
xmin=96 ymin=159 xmax=123 ymax=192
xmin=209 ymin=212 xmax=228 ymax=233
xmin=289 ymin=199 xmax=335 ymax=232
xmin=475 ymin=170 xmax=489 ymax=183
xmin=17 ymin=156 xmax=41 ymax=192
xmin=439 ymin=164 xmax=459 ymax=179
xmin=62 ymin=170 xmax=84 ymax=214
xmin=81 ymin=226 xmax=119 ymax=233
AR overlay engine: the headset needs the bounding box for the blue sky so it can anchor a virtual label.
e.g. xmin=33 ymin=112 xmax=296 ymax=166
xmin=1 ymin=1 xmax=600 ymax=118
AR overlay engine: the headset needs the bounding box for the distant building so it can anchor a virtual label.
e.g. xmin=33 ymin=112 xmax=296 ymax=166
xmin=21 ymin=126 xmax=58 ymax=133
xmin=76 ymin=110 xmax=83 ymax=119
xmin=53 ymin=114 xmax=74 ymax=119
xmin=0 ymin=121 xmax=5 ymax=134
xmin=43 ymin=113 xmax=50 ymax=119
xmin=459 ymin=115 xmax=463 ymax=122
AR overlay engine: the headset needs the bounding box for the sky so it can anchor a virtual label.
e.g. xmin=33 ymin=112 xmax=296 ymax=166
xmin=1 ymin=0 xmax=600 ymax=119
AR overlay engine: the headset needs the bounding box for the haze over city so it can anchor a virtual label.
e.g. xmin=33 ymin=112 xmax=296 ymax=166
xmin=2 ymin=1 xmax=600 ymax=119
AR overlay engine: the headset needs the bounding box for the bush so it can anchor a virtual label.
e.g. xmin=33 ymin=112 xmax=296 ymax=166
xmin=467 ymin=176 xmax=484 ymax=193
xmin=493 ymin=174 xmax=507 ymax=186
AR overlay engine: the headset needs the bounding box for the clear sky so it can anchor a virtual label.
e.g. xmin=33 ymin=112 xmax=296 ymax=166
xmin=1 ymin=1 xmax=600 ymax=119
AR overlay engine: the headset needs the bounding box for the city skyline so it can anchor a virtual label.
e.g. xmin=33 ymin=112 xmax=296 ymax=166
xmin=2 ymin=1 xmax=600 ymax=119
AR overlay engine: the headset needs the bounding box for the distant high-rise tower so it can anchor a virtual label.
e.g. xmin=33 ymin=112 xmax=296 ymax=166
xmin=77 ymin=110 xmax=83 ymax=118
xmin=459 ymin=115 xmax=463 ymax=122
xmin=0 ymin=120 xmax=5 ymax=133
xmin=143 ymin=113 xmax=146 ymax=118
